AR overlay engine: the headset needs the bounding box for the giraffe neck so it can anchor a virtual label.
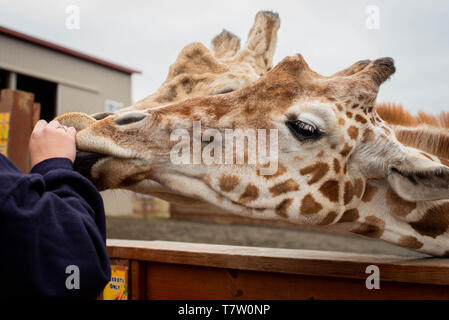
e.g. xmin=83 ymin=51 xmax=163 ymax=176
xmin=339 ymin=177 xmax=449 ymax=256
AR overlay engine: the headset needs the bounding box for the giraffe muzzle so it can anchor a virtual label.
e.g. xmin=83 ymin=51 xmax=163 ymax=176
xmin=74 ymin=150 xmax=107 ymax=190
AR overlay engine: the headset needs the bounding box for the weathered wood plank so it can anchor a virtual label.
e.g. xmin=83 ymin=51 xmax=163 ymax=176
xmin=145 ymin=262 xmax=449 ymax=300
xmin=130 ymin=260 xmax=147 ymax=300
xmin=106 ymin=239 xmax=449 ymax=286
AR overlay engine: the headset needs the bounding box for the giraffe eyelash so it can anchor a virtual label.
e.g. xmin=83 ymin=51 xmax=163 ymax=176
xmin=285 ymin=119 xmax=322 ymax=142
xmin=295 ymin=121 xmax=316 ymax=132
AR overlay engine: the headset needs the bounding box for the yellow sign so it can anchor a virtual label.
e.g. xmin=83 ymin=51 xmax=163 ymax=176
xmin=103 ymin=265 xmax=128 ymax=300
xmin=0 ymin=112 xmax=9 ymax=156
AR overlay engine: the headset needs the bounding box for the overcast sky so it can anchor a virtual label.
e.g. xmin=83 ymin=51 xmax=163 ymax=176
xmin=0 ymin=0 xmax=448 ymax=114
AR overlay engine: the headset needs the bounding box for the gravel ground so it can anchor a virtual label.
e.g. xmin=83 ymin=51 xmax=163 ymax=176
xmin=106 ymin=216 xmax=425 ymax=257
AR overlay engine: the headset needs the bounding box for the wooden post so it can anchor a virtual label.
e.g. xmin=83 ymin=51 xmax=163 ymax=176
xmin=0 ymin=89 xmax=40 ymax=173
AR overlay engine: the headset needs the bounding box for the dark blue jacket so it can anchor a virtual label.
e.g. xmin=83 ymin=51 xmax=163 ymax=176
xmin=0 ymin=154 xmax=110 ymax=299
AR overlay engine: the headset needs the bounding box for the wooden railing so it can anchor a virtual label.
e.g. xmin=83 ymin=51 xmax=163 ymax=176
xmin=106 ymin=239 xmax=449 ymax=300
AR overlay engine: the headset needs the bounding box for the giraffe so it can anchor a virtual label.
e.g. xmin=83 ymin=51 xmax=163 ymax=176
xmin=79 ymin=10 xmax=280 ymax=125
xmin=58 ymin=10 xmax=280 ymax=216
xmin=56 ymin=53 xmax=449 ymax=256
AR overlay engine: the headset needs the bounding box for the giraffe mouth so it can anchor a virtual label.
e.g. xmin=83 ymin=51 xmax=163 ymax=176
xmin=162 ymin=171 xmax=273 ymax=213
xmin=74 ymin=150 xmax=108 ymax=190
xmin=74 ymin=149 xmax=158 ymax=191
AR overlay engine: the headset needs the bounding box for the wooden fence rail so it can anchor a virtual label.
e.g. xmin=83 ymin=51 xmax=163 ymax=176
xmin=106 ymin=239 xmax=449 ymax=300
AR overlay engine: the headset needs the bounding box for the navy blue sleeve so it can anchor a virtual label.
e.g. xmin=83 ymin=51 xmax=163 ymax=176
xmin=0 ymin=154 xmax=110 ymax=299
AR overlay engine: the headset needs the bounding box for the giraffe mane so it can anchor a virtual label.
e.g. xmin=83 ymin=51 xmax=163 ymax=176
xmin=377 ymin=103 xmax=449 ymax=162
xmin=377 ymin=102 xmax=449 ymax=128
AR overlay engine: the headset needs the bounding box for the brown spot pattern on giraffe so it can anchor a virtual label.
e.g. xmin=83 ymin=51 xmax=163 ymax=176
xmin=239 ymin=184 xmax=259 ymax=204
xmin=362 ymin=128 xmax=375 ymax=142
xmin=319 ymin=180 xmax=340 ymax=202
xmin=344 ymin=181 xmax=354 ymax=205
xmin=351 ymin=216 xmax=385 ymax=238
xmin=260 ymin=164 xmax=286 ymax=179
xmin=353 ymin=178 xmax=364 ymax=198
xmin=269 ymin=179 xmax=299 ymax=197
xmin=300 ymin=194 xmax=323 ymax=215
xmin=347 ymin=126 xmax=359 ymax=140
xmin=362 ymin=183 xmax=378 ymax=202
xmin=409 ymin=203 xmax=449 ymax=238
xmin=338 ymin=208 xmax=359 ymax=223
xmin=397 ymin=236 xmax=423 ymax=249
xmin=219 ymin=175 xmax=240 ymax=192
xmin=386 ymin=187 xmax=417 ymax=217
xmin=355 ymin=114 xmax=367 ymax=124
xmin=318 ymin=212 xmax=338 ymax=225
xmin=275 ymin=198 xmax=292 ymax=218
xmin=333 ymin=158 xmax=340 ymax=174
xmin=299 ymin=162 xmax=330 ymax=185
xmin=340 ymin=144 xmax=352 ymax=157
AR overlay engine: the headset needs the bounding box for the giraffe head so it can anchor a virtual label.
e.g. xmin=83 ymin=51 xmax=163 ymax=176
xmin=59 ymin=53 xmax=449 ymax=255
xmin=69 ymin=48 xmax=449 ymax=256
xmin=67 ymin=54 xmax=447 ymax=209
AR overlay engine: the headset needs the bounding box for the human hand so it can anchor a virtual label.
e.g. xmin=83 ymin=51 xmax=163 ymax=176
xmin=29 ymin=120 xmax=77 ymax=167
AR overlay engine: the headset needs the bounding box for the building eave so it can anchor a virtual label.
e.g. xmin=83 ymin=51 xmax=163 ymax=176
xmin=0 ymin=25 xmax=142 ymax=75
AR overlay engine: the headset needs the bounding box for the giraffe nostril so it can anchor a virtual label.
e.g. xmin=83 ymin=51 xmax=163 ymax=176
xmin=114 ymin=112 xmax=149 ymax=126
xmin=91 ymin=112 xmax=114 ymax=121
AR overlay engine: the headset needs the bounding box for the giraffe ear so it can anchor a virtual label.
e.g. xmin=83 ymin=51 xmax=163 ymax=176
xmin=387 ymin=155 xmax=449 ymax=201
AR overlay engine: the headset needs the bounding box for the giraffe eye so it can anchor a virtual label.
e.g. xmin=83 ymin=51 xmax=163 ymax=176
xmin=286 ymin=120 xmax=321 ymax=141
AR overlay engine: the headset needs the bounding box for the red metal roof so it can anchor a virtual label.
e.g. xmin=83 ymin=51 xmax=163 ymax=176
xmin=0 ymin=25 xmax=141 ymax=74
